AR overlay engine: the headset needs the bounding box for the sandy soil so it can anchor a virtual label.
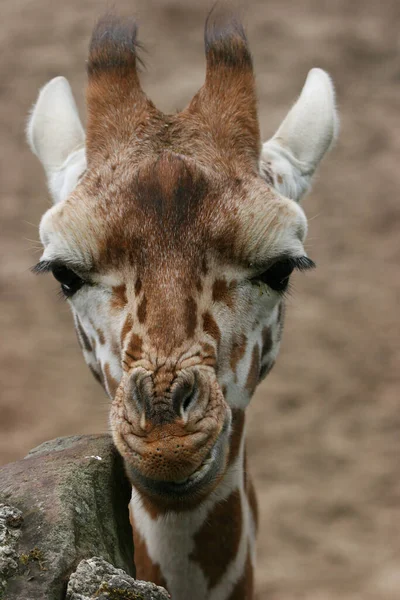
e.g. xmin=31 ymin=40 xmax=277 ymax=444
xmin=1 ymin=0 xmax=400 ymax=598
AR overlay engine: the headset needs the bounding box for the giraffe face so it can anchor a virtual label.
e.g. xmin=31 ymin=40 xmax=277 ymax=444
xmin=36 ymin=150 xmax=310 ymax=505
xmin=29 ymin=16 xmax=337 ymax=508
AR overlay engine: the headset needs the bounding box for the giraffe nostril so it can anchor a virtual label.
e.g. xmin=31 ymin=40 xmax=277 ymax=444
xmin=172 ymin=374 xmax=197 ymax=417
xmin=182 ymin=388 xmax=196 ymax=413
xmin=127 ymin=368 xmax=200 ymax=424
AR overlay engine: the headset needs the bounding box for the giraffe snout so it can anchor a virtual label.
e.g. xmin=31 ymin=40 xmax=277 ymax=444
xmin=127 ymin=367 xmax=202 ymax=427
xmin=111 ymin=365 xmax=231 ymax=499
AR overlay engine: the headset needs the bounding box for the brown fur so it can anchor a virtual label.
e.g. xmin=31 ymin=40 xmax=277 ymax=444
xmin=111 ymin=284 xmax=128 ymax=309
xmin=96 ymin=327 xmax=105 ymax=345
xmin=185 ymin=295 xmax=197 ymax=338
xmin=212 ymin=278 xmax=235 ymax=309
xmin=186 ymin=17 xmax=260 ymax=172
xmin=202 ymin=311 xmax=221 ymax=346
xmin=137 ymin=295 xmax=147 ymax=324
xmin=86 ymin=15 xmax=158 ymax=166
xmin=134 ymin=277 xmax=142 ymax=296
xmin=190 ymin=489 xmax=242 ymax=589
xmin=125 ymin=332 xmax=143 ymax=364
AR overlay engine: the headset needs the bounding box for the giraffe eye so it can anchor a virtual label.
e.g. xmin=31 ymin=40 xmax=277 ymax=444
xmin=51 ymin=265 xmax=84 ymax=298
xmin=256 ymin=259 xmax=295 ymax=292
xmin=253 ymin=256 xmax=315 ymax=293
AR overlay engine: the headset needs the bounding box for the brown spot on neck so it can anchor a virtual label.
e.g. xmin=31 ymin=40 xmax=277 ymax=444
xmin=202 ymin=311 xmax=221 ymax=346
xmin=245 ymin=344 xmax=260 ymax=396
xmin=111 ymin=284 xmax=128 ymax=310
xmin=190 ymin=489 xmax=242 ymax=590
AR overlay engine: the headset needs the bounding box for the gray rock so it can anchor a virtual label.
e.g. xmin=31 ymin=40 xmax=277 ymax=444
xmin=0 ymin=505 xmax=23 ymax=599
xmin=66 ymin=557 xmax=170 ymax=600
xmin=0 ymin=435 xmax=134 ymax=600
xmin=25 ymin=435 xmax=90 ymax=458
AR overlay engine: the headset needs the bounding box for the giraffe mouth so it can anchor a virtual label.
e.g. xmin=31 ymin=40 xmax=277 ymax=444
xmin=166 ymin=440 xmax=218 ymax=487
xmin=124 ymin=416 xmax=230 ymax=500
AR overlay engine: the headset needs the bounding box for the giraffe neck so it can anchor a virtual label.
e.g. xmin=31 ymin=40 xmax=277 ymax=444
xmin=130 ymin=432 xmax=257 ymax=600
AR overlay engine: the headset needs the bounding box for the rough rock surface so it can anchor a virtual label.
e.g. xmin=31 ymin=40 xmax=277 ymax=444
xmin=66 ymin=557 xmax=170 ymax=600
xmin=0 ymin=435 xmax=134 ymax=600
xmin=0 ymin=505 xmax=23 ymax=599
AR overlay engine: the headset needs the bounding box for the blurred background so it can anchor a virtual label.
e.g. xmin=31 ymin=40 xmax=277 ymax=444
xmin=1 ymin=0 xmax=399 ymax=598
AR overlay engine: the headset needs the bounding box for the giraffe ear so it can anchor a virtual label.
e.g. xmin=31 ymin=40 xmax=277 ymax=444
xmin=27 ymin=76 xmax=86 ymax=203
xmin=260 ymin=68 xmax=338 ymax=202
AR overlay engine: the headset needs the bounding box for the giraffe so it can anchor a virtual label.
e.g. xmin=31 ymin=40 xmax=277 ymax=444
xmin=27 ymin=14 xmax=337 ymax=600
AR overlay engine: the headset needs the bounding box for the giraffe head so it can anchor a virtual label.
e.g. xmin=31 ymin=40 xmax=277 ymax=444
xmin=28 ymin=15 xmax=337 ymax=509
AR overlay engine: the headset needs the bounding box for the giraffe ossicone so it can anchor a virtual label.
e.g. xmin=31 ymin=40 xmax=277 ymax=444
xmin=28 ymin=13 xmax=337 ymax=600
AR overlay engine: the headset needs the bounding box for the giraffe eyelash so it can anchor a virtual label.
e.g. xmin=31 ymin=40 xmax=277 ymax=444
xmin=287 ymin=256 xmax=316 ymax=271
xmin=31 ymin=260 xmax=54 ymax=274
xmin=32 ymin=260 xmax=89 ymax=298
xmin=251 ymin=255 xmax=315 ymax=295
xmin=31 ymin=259 xmax=89 ymax=275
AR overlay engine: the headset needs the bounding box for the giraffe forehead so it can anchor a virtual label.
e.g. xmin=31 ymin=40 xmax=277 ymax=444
xmin=41 ymin=151 xmax=305 ymax=273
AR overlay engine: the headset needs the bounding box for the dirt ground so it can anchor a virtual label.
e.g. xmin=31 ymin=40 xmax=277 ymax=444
xmin=1 ymin=0 xmax=399 ymax=598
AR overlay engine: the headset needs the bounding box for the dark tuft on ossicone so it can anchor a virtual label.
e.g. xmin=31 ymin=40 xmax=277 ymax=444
xmin=87 ymin=13 xmax=144 ymax=76
xmin=204 ymin=12 xmax=252 ymax=69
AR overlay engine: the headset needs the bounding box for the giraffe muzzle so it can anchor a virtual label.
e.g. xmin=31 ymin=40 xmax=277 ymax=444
xmin=110 ymin=366 xmax=231 ymax=498
xmin=124 ymin=414 xmax=231 ymax=502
